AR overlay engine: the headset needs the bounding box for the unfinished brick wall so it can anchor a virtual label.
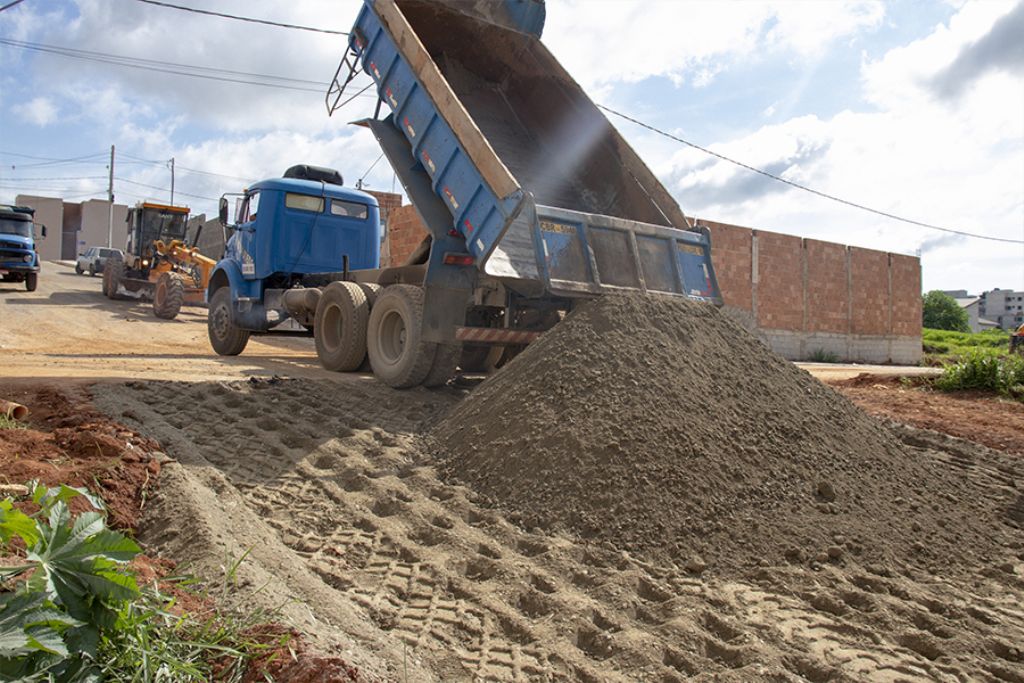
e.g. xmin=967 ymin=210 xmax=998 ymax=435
xmin=849 ymin=247 xmax=890 ymax=336
xmin=703 ymin=219 xmax=921 ymax=363
xmin=890 ymin=253 xmax=922 ymax=338
xmin=805 ymin=239 xmax=849 ymax=334
xmin=755 ymin=231 xmax=804 ymax=331
xmin=704 ymin=221 xmax=752 ymax=311
xmin=386 ymin=204 xmax=428 ymax=266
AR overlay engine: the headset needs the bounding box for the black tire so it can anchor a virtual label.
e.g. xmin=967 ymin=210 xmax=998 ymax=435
xmin=103 ymin=257 xmax=125 ymax=299
xmin=153 ymin=272 xmax=186 ymax=320
xmin=357 ymin=282 xmax=383 ymax=308
xmin=423 ymin=342 xmax=462 ymax=387
xmin=459 ymin=345 xmax=505 ymax=373
xmin=75 ymin=263 xmax=83 ymax=275
xmin=313 ymin=281 xmax=369 ymax=372
xmin=207 ymin=287 xmax=250 ymax=356
xmin=24 ymin=273 xmax=37 ymax=292
xmin=366 ymin=285 xmax=437 ymax=389
xmin=88 ymin=263 xmax=97 ymax=277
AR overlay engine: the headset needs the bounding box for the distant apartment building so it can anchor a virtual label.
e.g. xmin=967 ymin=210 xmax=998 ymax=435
xmin=979 ymin=288 xmax=1024 ymax=331
xmin=14 ymin=194 xmax=129 ymax=262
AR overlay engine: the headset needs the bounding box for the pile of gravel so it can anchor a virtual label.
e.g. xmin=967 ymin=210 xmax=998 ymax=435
xmin=433 ymin=294 xmax=1015 ymax=574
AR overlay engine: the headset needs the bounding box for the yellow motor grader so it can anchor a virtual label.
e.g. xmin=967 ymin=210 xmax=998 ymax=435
xmin=102 ymin=202 xmax=216 ymax=320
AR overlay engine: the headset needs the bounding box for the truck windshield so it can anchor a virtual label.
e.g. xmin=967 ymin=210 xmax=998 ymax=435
xmin=0 ymin=219 xmax=31 ymax=238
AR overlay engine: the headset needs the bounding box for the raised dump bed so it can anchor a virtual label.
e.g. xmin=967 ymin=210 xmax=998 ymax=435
xmin=338 ymin=0 xmax=721 ymax=302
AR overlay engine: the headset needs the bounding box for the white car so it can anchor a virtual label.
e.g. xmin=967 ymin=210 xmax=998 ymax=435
xmin=75 ymin=246 xmax=123 ymax=276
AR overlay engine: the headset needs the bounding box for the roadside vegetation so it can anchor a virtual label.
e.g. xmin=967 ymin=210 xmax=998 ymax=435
xmin=934 ymin=351 xmax=1024 ymax=401
xmin=0 ymin=482 xmax=286 ymax=682
xmin=922 ymin=327 xmax=1011 ymax=364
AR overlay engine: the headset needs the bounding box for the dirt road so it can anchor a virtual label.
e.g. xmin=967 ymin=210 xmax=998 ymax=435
xmin=1 ymin=263 xmax=346 ymax=382
xmin=2 ymin=263 xmax=932 ymax=384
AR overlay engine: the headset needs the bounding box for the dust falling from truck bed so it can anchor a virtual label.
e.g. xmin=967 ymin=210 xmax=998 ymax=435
xmin=397 ymin=0 xmax=681 ymax=228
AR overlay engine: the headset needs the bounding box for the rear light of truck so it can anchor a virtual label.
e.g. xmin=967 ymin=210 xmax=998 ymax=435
xmin=442 ymin=253 xmax=475 ymax=266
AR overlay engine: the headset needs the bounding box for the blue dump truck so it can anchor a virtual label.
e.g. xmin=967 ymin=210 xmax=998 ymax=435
xmin=0 ymin=204 xmax=46 ymax=292
xmin=209 ymin=0 xmax=721 ymax=388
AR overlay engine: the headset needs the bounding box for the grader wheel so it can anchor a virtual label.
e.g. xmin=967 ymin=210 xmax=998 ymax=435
xmin=152 ymin=272 xmax=186 ymax=319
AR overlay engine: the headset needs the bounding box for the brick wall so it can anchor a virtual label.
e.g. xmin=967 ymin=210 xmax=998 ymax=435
xmin=805 ymin=239 xmax=849 ymax=334
xmin=755 ymin=231 xmax=804 ymax=331
xmin=386 ymin=204 xmax=428 ymax=266
xmin=704 ymin=221 xmax=752 ymax=311
xmin=890 ymin=253 xmax=922 ymax=337
xmin=850 ymin=247 xmax=890 ymax=336
xmin=702 ymin=218 xmax=921 ymax=364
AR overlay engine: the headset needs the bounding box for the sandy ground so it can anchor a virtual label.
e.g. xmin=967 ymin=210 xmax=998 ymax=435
xmin=1 ymin=262 xmax=343 ymax=382
xmin=5 ymin=264 xmax=1022 ymax=682
xmin=90 ymin=378 xmax=1024 ymax=682
xmin=1 ymin=262 xmax=932 ymax=384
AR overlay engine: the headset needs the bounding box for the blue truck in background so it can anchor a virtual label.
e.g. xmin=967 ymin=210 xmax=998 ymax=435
xmin=0 ymin=204 xmax=46 ymax=292
xmin=209 ymin=0 xmax=722 ymax=389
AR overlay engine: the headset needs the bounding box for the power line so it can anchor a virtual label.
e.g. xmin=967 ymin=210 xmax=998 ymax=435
xmin=131 ymin=0 xmax=348 ymax=35
xmin=0 ymin=0 xmax=27 ymax=12
xmin=598 ymin=104 xmax=1024 ymax=245
xmin=0 ymin=39 xmax=377 ymax=96
xmin=0 ymin=150 xmax=108 ymax=168
xmin=0 ymin=178 xmax=107 ymax=183
xmin=114 ymin=176 xmax=218 ymax=200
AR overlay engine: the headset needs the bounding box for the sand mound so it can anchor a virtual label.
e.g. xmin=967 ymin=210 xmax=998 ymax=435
xmin=434 ymin=295 xmax=1017 ymax=574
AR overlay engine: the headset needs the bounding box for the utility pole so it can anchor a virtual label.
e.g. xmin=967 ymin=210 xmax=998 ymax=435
xmin=107 ymin=145 xmax=115 ymax=248
xmin=169 ymin=157 xmax=175 ymax=206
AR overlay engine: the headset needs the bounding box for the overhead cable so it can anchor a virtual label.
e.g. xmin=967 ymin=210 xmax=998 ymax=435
xmin=131 ymin=0 xmax=347 ymax=35
xmin=598 ymin=104 xmax=1024 ymax=245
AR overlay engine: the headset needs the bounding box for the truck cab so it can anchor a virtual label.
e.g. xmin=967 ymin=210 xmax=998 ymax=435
xmin=0 ymin=205 xmax=46 ymax=292
xmin=207 ymin=165 xmax=380 ymax=353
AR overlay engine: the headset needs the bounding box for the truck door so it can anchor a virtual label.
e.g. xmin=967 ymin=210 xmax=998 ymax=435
xmin=236 ymin=191 xmax=260 ymax=277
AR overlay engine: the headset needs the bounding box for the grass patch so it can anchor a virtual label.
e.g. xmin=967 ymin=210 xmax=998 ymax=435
xmin=934 ymin=351 xmax=1024 ymax=400
xmin=922 ymin=327 xmax=1011 ymax=365
xmin=0 ymin=415 xmax=26 ymax=430
xmin=806 ymin=348 xmax=840 ymax=363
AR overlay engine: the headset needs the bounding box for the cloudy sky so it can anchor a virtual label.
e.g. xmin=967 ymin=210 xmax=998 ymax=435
xmin=1 ymin=0 xmax=1022 ymax=293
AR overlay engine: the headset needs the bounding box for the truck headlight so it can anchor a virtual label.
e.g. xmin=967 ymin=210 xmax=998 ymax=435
xmin=23 ymin=254 xmax=32 ymax=263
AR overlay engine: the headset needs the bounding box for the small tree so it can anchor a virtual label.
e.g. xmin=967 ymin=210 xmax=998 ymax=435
xmin=922 ymin=290 xmax=969 ymax=332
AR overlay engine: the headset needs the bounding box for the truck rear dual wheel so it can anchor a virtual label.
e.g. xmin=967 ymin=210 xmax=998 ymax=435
xmin=314 ymin=281 xmax=369 ymax=372
xmin=153 ymin=272 xmax=186 ymax=320
xmin=366 ymin=285 xmax=440 ymax=389
xmin=208 ymin=287 xmax=250 ymax=356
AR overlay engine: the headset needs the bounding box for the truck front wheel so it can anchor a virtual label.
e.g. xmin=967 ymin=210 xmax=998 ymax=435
xmin=366 ymin=285 xmax=437 ymax=389
xmin=25 ymin=273 xmax=37 ymax=292
xmin=314 ymin=281 xmax=369 ymax=372
xmin=207 ymin=287 xmax=250 ymax=356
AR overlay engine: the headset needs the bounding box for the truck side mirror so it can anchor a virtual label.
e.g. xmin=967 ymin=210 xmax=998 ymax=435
xmin=218 ymin=197 xmax=229 ymax=226
xmin=38 ymin=225 xmax=47 ymax=239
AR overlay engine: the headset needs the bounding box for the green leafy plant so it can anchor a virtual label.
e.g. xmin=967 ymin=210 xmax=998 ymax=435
xmin=934 ymin=350 xmax=1024 ymax=400
xmin=0 ymin=482 xmax=136 ymax=681
xmin=0 ymin=483 xmax=284 ymax=682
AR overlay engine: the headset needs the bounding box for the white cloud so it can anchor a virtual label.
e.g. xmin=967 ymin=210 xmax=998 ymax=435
xmin=12 ymin=96 xmax=58 ymax=126
xmin=543 ymin=0 xmax=884 ymax=89
xmin=646 ymin=0 xmax=1023 ymax=292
